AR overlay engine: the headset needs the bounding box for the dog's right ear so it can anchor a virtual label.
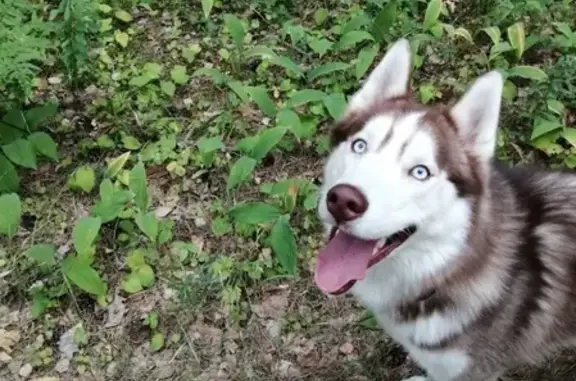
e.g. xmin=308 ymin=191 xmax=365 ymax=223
xmin=348 ymin=39 xmax=412 ymax=110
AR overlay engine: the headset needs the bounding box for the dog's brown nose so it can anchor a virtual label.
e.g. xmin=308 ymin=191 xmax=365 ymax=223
xmin=326 ymin=184 xmax=368 ymax=223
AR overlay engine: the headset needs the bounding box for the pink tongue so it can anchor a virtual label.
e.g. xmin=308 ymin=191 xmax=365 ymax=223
xmin=314 ymin=231 xmax=377 ymax=294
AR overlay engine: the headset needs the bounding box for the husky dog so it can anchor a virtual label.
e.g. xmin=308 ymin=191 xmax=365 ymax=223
xmin=314 ymin=38 xmax=576 ymax=381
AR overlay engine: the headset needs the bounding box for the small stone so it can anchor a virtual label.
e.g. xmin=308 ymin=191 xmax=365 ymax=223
xmin=19 ymin=363 xmax=33 ymax=378
xmin=339 ymin=342 xmax=355 ymax=355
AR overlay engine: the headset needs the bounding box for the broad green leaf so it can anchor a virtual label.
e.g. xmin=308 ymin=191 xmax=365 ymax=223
xmin=192 ymin=68 xmax=227 ymax=85
xmin=114 ymin=30 xmax=129 ymax=47
xmin=170 ymin=65 xmax=189 ymax=84
xmin=507 ymin=22 xmax=525 ymax=59
xmin=122 ymin=273 xmax=142 ymax=293
xmin=68 ymin=165 xmax=96 ymax=193
xmin=419 ymin=83 xmax=437 ymax=104
xmin=314 ymin=8 xmax=329 ymax=25
xmin=323 ymin=93 xmax=347 ymax=120
xmin=129 ymin=75 xmax=152 ymax=87
xmin=25 ymin=103 xmax=58 ymax=129
xmin=277 ymin=109 xmax=305 ymax=139
xmin=270 ymin=215 xmax=298 ymax=276
xmin=63 ymin=256 xmax=107 ymax=297
xmin=250 ymin=127 xmax=287 ymax=161
xmin=150 ymin=332 xmax=164 ymax=352
xmin=91 ymin=190 xmax=132 ymax=223
xmin=143 ymin=63 xmax=163 ymax=78
xmin=562 ymin=128 xmax=576 ymax=147
xmin=371 ymin=0 xmax=397 ymax=42
xmin=122 ymin=135 xmax=141 ymax=150
xmin=202 ymin=0 xmax=214 ymax=18
xmin=224 ymin=14 xmax=245 ymax=51
xmin=229 ymin=202 xmax=282 ymax=224
xmin=136 ymin=264 xmax=155 ymax=287
xmin=554 ymin=22 xmax=574 ymax=39
xmin=287 ymin=89 xmax=327 ymax=108
xmin=227 ymin=81 xmax=249 ymax=102
xmin=548 ymin=99 xmax=565 ymax=116
xmin=270 ymin=55 xmax=303 ymax=77
xmin=106 ymin=152 xmax=131 ymax=178
xmin=130 ymin=163 xmax=149 ymax=212
xmin=211 ymin=217 xmax=232 ymax=236
xmin=308 ymin=38 xmax=333 ymax=56
xmin=507 ymin=66 xmax=548 ymax=81
xmin=247 ymin=87 xmax=277 ymax=118
xmin=341 ymin=14 xmax=371 ymax=35
xmin=114 ymin=9 xmax=132 ymax=22
xmin=424 ymin=0 xmax=442 ymax=30
xmin=197 ymin=136 xmax=224 ymax=154
xmin=454 ymin=27 xmax=474 ymax=43
xmin=335 ymin=31 xmax=374 ymax=51
xmin=27 ymin=244 xmax=56 ymax=266
xmin=356 ymin=44 xmax=380 ymax=80
xmin=482 ymin=27 xmax=501 ymax=45
xmin=565 ymin=155 xmax=576 ymax=169
xmin=307 ymin=62 xmax=350 ymax=81
xmin=0 ymin=155 xmax=19 ymax=193
xmin=135 ymin=212 xmax=159 ymax=242
xmin=0 ymin=193 xmax=20 ymax=237
xmin=73 ymin=217 xmax=102 ymax=256
xmin=531 ymin=117 xmax=563 ymax=140
xmin=2 ymin=139 xmax=37 ymax=169
xmin=502 ymin=80 xmax=517 ymax=102
xmin=226 ymin=156 xmax=257 ymax=190
xmin=244 ymin=45 xmax=277 ymax=60
xmin=28 ymin=132 xmax=57 ymax=160
xmin=160 ymin=81 xmax=176 ymax=97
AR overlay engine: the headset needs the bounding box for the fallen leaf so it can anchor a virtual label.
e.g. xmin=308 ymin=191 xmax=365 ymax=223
xmin=55 ymin=358 xmax=70 ymax=373
xmin=339 ymin=342 xmax=355 ymax=355
xmin=104 ymin=294 xmax=126 ymax=328
xmin=251 ymin=291 xmax=289 ymax=320
xmin=19 ymin=363 xmax=33 ymax=377
xmin=0 ymin=329 xmax=20 ymax=352
xmin=58 ymin=325 xmax=80 ymax=359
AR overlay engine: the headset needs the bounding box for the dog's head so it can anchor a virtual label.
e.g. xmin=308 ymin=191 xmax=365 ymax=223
xmin=315 ymin=39 xmax=504 ymax=296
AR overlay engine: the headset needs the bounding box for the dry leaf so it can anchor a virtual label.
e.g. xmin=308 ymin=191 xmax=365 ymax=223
xmin=104 ymin=294 xmax=126 ymax=328
xmin=0 ymin=329 xmax=20 ymax=353
xmin=58 ymin=325 xmax=79 ymax=359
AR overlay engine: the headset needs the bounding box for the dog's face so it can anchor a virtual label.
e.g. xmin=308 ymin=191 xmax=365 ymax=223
xmin=314 ymin=39 xmax=504 ymax=296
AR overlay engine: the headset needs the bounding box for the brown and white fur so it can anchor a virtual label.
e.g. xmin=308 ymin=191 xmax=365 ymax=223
xmin=314 ymin=39 xmax=576 ymax=381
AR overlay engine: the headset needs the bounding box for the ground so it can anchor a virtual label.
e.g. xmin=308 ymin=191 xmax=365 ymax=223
xmin=1 ymin=1 xmax=576 ymax=380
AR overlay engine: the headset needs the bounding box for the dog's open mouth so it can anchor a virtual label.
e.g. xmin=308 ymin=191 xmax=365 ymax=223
xmin=314 ymin=225 xmax=417 ymax=296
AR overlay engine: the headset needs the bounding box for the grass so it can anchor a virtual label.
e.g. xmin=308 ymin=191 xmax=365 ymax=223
xmin=0 ymin=0 xmax=576 ymax=380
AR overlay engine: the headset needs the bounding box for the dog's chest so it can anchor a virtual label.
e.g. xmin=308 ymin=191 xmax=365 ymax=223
xmin=375 ymin=311 xmax=472 ymax=380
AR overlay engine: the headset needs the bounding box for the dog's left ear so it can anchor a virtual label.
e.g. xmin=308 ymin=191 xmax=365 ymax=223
xmin=450 ymin=71 xmax=503 ymax=163
xmin=348 ymin=39 xmax=412 ymax=110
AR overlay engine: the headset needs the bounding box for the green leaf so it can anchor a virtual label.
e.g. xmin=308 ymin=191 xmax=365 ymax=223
xmin=68 ymin=166 xmax=96 ymax=193
xmin=250 ymin=127 xmax=287 ymax=161
xmin=227 ymin=81 xmax=249 ymax=102
xmin=335 ymin=31 xmax=374 ymax=51
xmin=482 ymin=26 xmax=501 ymax=45
xmin=122 ymin=273 xmax=142 ymax=293
xmin=270 ymin=215 xmax=298 ymax=276
xmin=277 ymin=109 xmax=305 ymax=139
xmin=27 ymin=244 xmax=56 ymax=266
xmin=562 ymin=128 xmax=576 ymax=147
xmin=247 ymin=87 xmax=277 ymax=118
xmin=136 ymin=264 xmax=155 ymax=287
xmin=129 ymin=75 xmax=152 ymax=87
xmin=114 ymin=9 xmax=132 ymax=22
xmin=424 ymin=0 xmax=442 ymax=30
xmin=197 ymin=137 xmax=224 ymax=154
xmin=507 ymin=66 xmax=548 ymax=81
xmin=531 ymin=117 xmax=563 ymax=140
xmin=356 ymin=44 xmax=380 ymax=79
xmin=0 ymin=155 xmax=20 ymax=193
xmin=63 ymin=256 xmax=107 ymax=297
xmin=160 ymin=81 xmax=176 ymax=97
xmin=135 ymin=212 xmax=159 ymax=242
xmin=106 ymin=152 xmax=131 ymax=178
xmin=548 ymin=99 xmax=565 ymax=116
xmin=307 ymin=62 xmax=350 ymax=81
xmin=192 ymin=68 xmax=227 ymax=84
xmin=507 ymin=22 xmax=525 ymax=59
xmin=211 ymin=217 xmax=232 ymax=236
xmin=314 ymin=8 xmax=329 ymax=25
xmin=341 ymin=14 xmax=371 ymax=35
xmin=150 ymin=332 xmax=164 ymax=352
xmin=114 ymin=30 xmax=129 ymax=48
xmin=91 ymin=190 xmax=132 ymax=223
xmin=454 ymin=27 xmax=474 ymax=43
xmin=130 ymin=163 xmax=149 ymax=212
xmin=229 ymin=202 xmax=282 ymax=224
xmin=2 ymin=139 xmax=37 ymax=169
xmin=170 ymin=65 xmax=189 ymax=85
xmin=270 ymin=55 xmax=303 ymax=77
xmin=224 ymin=14 xmax=245 ymax=51
xmin=0 ymin=193 xmax=20 ymax=237
xmin=202 ymin=0 xmax=214 ymax=18
xmin=287 ymin=89 xmax=327 ymax=108
xmin=371 ymin=0 xmax=397 ymax=42
xmin=25 ymin=103 xmax=58 ymax=129
xmin=73 ymin=217 xmax=102 ymax=256
xmin=226 ymin=156 xmax=257 ymax=190
xmin=419 ymin=83 xmax=437 ymax=104
xmin=308 ymin=38 xmax=333 ymax=56
xmin=323 ymin=93 xmax=348 ymax=120
xmin=28 ymin=132 xmax=58 ymax=160
xmin=122 ymin=135 xmax=141 ymax=150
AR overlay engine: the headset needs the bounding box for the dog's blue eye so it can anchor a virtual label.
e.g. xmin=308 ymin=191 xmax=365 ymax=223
xmin=409 ymin=165 xmax=430 ymax=180
xmin=351 ymin=138 xmax=368 ymax=154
